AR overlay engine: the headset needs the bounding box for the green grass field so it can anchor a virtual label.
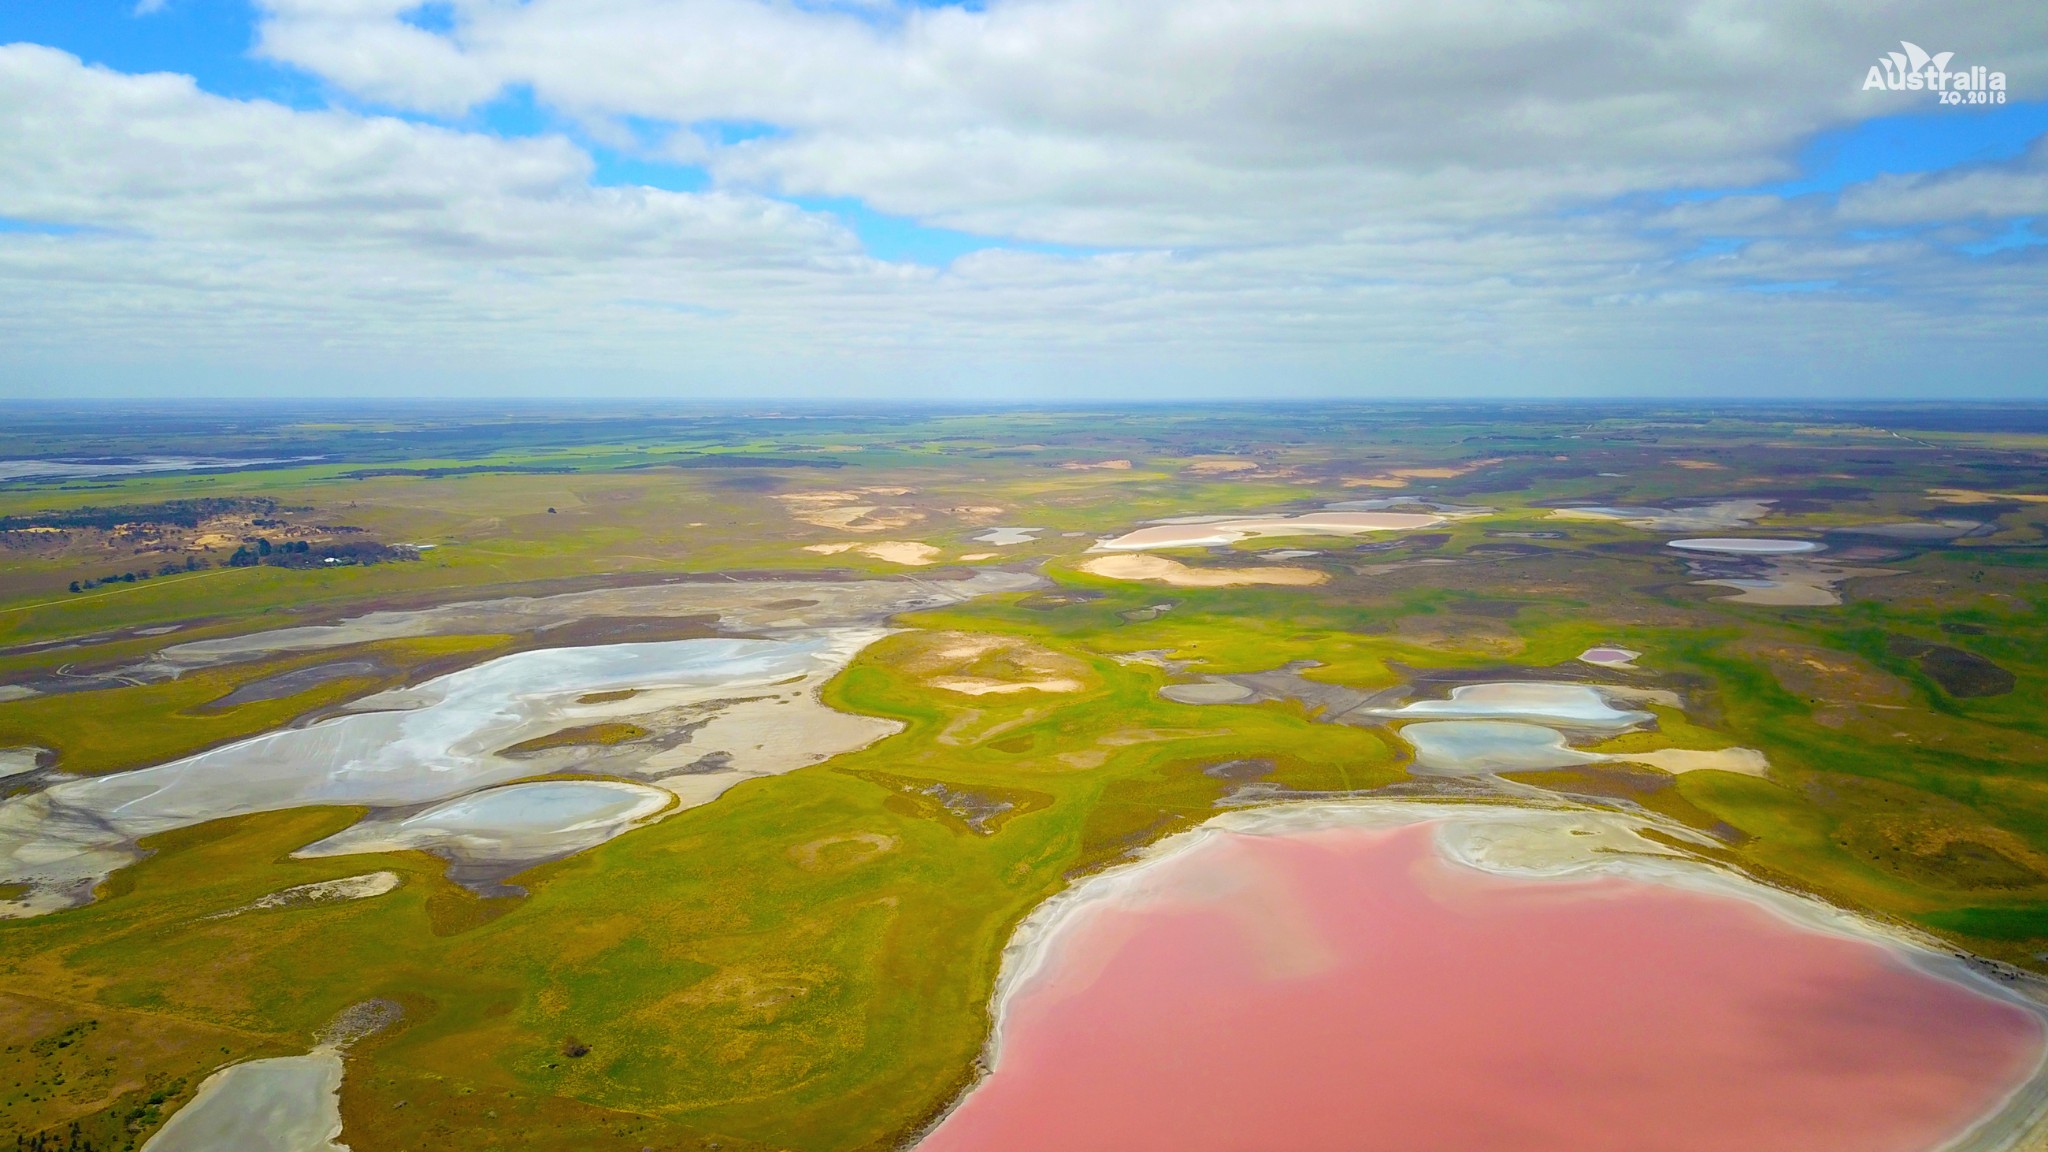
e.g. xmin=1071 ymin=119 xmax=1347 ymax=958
xmin=2 ymin=405 xmax=2045 ymax=1150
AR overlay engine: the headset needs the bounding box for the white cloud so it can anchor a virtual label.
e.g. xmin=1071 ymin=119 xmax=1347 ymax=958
xmin=250 ymin=0 xmax=2048 ymax=245
xmin=3 ymin=3 xmax=2047 ymax=398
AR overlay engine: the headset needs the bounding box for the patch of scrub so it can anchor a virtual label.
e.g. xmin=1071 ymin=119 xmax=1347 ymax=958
xmin=140 ymin=1051 xmax=346 ymax=1152
xmin=922 ymin=802 xmax=2048 ymax=1152
xmin=1549 ymin=500 xmax=1773 ymax=532
xmin=1578 ymin=646 xmax=1640 ymax=668
xmin=1887 ymin=635 xmax=2017 ymax=698
xmin=1667 ymin=537 xmax=1822 ymax=555
xmin=1093 ymin=511 xmax=1443 ymax=552
xmin=789 ymin=832 xmax=897 ymax=871
xmin=207 ymin=871 xmax=402 ymax=920
xmin=1401 ymin=721 xmax=1606 ymax=775
xmin=1376 ymin=682 xmax=1651 ymax=729
xmin=298 ymin=780 xmax=671 ymax=879
xmin=973 ymin=527 xmax=1044 ymax=546
xmin=499 ymin=722 xmax=651 ymax=756
xmin=204 ymin=659 xmax=389 ymax=708
xmin=1079 ymin=554 xmax=1325 ymax=587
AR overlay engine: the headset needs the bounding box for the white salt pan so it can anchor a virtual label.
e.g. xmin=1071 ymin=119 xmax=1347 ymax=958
xmin=1668 ymin=538 xmax=1822 ymax=555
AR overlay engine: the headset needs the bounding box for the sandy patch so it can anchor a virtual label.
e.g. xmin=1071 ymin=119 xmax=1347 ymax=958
xmin=207 ymin=872 xmax=402 ymax=920
xmin=803 ymin=542 xmax=860 ymax=554
xmin=1617 ymin=747 xmax=1769 ymax=776
xmin=859 ymin=542 xmax=941 ymax=566
xmin=1096 ymin=728 xmax=1221 ymax=746
xmin=776 ymin=489 xmax=926 ymax=532
xmin=1185 ymin=459 xmax=1260 ymax=475
xmin=1062 ymin=459 xmax=1133 ymax=470
xmin=1671 ymin=459 xmax=1725 ymax=470
xmin=901 ymin=631 xmax=1091 ymax=696
xmin=1094 ymin=511 xmax=1443 ymax=552
xmin=1342 ymin=459 xmax=1502 ymax=488
xmin=1080 ymin=554 xmax=1326 ymax=587
xmin=931 ymin=677 xmax=1085 ymax=696
xmin=1927 ymin=488 xmax=2048 ymax=505
xmin=959 ymin=552 xmax=997 ymax=561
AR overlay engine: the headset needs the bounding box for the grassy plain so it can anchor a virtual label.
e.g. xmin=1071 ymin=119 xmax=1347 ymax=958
xmin=1 ymin=404 xmax=2045 ymax=1150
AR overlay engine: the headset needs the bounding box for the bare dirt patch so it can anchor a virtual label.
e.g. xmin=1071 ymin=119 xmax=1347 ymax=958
xmin=775 ymin=489 xmax=926 ymax=533
xmin=896 ymin=632 xmax=1091 ymax=697
xmin=1079 ymin=554 xmax=1325 ymax=587
xmin=857 ymin=542 xmax=941 ymax=566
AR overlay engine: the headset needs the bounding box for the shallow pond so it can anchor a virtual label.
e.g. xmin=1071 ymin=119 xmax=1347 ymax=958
xmin=1379 ymin=682 xmax=1650 ymax=728
xmin=140 ymin=1051 xmax=345 ymax=1152
xmin=1668 ymin=537 xmax=1823 ymax=555
xmin=1401 ymin=720 xmax=1604 ymax=774
xmin=299 ymin=779 xmax=671 ymax=868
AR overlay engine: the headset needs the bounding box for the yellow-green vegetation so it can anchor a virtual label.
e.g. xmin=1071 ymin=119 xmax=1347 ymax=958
xmin=2 ymin=406 xmax=2046 ymax=1150
xmin=0 ymin=613 xmax=1401 ymax=1150
xmin=499 ymin=723 xmax=652 ymax=757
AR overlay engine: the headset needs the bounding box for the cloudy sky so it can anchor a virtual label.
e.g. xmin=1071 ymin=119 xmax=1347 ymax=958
xmin=2 ymin=1 xmax=2045 ymax=399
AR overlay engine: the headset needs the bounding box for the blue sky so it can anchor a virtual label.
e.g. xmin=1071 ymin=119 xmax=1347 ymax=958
xmin=0 ymin=1 xmax=2044 ymax=397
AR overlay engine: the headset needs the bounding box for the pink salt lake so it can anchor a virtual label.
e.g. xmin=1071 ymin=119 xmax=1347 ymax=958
xmin=920 ymin=820 xmax=2043 ymax=1152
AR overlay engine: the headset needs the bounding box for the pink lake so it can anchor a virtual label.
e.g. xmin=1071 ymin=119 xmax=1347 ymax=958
xmin=920 ymin=819 xmax=2045 ymax=1152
